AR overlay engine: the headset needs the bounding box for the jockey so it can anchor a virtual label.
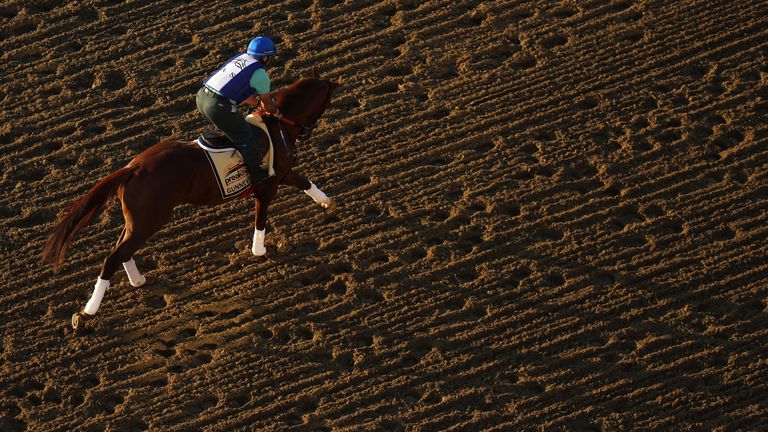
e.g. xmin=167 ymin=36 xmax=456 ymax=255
xmin=196 ymin=36 xmax=278 ymax=184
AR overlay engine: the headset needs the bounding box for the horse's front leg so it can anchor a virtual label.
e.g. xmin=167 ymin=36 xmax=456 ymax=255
xmin=283 ymin=170 xmax=336 ymax=210
xmin=251 ymin=197 xmax=269 ymax=256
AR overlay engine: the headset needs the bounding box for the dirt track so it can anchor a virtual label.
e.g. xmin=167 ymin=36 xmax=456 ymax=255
xmin=2 ymin=0 xmax=768 ymax=431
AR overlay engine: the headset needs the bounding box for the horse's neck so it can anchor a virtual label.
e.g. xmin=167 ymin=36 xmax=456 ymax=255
xmin=263 ymin=116 xmax=282 ymax=145
xmin=265 ymin=117 xmax=294 ymax=169
xmin=279 ymin=81 xmax=328 ymax=124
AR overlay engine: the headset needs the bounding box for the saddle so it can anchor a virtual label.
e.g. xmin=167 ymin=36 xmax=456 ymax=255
xmin=196 ymin=114 xmax=276 ymax=199
xmin=198 ymin=124 xmax=270 ymax=162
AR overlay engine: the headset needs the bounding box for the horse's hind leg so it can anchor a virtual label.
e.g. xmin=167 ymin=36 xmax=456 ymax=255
xmin=80 ymin=205 xmax=171 ymax=320
xmin=111 ymin=227 xmax=146 ymax=287
xmin=81 ymin=229 xmax=148 ymax=317
xmin=122 ymin=257 xmax=146 ymax=287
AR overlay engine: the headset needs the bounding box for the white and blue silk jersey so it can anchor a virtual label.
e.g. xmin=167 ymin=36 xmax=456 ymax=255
xmin=204 ymin=53 xmax=266 ymax=104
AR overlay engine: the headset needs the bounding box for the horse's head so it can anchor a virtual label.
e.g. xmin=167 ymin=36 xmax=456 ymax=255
xmin=275 ymin=70 xmax=340 ymax=140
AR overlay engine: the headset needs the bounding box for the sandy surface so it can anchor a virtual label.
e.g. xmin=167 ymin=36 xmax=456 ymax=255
xmin=2 ymin=0 xmax=768 ymax=430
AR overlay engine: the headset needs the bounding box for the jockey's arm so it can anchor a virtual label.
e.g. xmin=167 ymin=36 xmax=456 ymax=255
xmin=241 ymin=93 xmax=277 ymax=114
xmin=258 ymin=93 xmax=277 ymax=114
xmin=241 ymin=95 xmax=260 ymax=106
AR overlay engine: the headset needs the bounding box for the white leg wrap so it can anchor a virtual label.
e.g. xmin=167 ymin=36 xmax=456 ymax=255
xmin=305 ymin=182 xmax=329 ymax=205
xmin=123 ymin=258 xmax=146 ymax=287
xmin=252 ymin=228 xmax=267 ymax=256
xmin=84 ymin=278 xmax=110 ymax=315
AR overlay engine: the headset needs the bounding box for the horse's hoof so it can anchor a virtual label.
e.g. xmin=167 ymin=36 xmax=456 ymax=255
xmin=133 ymin=275 xmax=156 ymax=288
xmin=322 ymin=198 xmax=336 ymax=210
xmin=71 ymin=311 xmax=92 ymax=332
xmin=129 ymin=277 xmax=146 ymax=288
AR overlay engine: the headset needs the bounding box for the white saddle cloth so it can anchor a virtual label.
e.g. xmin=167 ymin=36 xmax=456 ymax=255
xmin=196 ymin=114 xmax=275 ymax=199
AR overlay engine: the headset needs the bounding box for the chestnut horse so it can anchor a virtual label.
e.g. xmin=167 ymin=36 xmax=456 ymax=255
xmin=42 ymin=73 xmax=340 ymax=330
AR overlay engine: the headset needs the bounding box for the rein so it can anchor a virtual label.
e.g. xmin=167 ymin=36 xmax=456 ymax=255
xmin=255 ymin=109 xmax=311 ymax=139
xmin=252 ymin=109 xmax=298 ymax=159
xmin=272 ymin=113 xmax=297 ymax=127
xmin=254 ymin=80 xmax=334 ymax=144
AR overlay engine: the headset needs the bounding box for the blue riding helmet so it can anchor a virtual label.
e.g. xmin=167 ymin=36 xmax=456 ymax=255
xmin=247 ymin=37 xmax=277 ymax=57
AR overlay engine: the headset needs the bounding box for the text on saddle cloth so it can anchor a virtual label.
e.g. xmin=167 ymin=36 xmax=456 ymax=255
xmin=196 ymin=114 xmax=275 ymax=199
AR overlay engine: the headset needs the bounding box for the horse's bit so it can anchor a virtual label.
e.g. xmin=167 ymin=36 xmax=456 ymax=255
xmin=278 ymin=83 xmax=333 ymax=142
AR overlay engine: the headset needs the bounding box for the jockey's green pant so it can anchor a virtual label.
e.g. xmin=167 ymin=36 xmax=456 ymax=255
xmin=196 ymin=87 xmax=268 ymax=183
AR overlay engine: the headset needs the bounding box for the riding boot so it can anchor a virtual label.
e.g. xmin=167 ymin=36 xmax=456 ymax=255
xmin=236 ymin=142 xmax=270 ymax=184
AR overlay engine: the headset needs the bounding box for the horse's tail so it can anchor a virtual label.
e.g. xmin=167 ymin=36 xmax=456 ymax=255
xmin=42 ymin=167 xmax=134 ymax=272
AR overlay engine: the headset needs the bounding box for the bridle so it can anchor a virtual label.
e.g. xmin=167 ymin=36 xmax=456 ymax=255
xmin=268 ymin=81 xmax=334 ymax=142
xmin=250 ymin=81 xmax=334 ymax=162
xmin=268 ymin=113 xmax=313 ymax=140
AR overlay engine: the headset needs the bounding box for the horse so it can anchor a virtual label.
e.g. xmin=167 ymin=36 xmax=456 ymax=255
xmin=42 ymin=71 xmax=340 ymax=331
